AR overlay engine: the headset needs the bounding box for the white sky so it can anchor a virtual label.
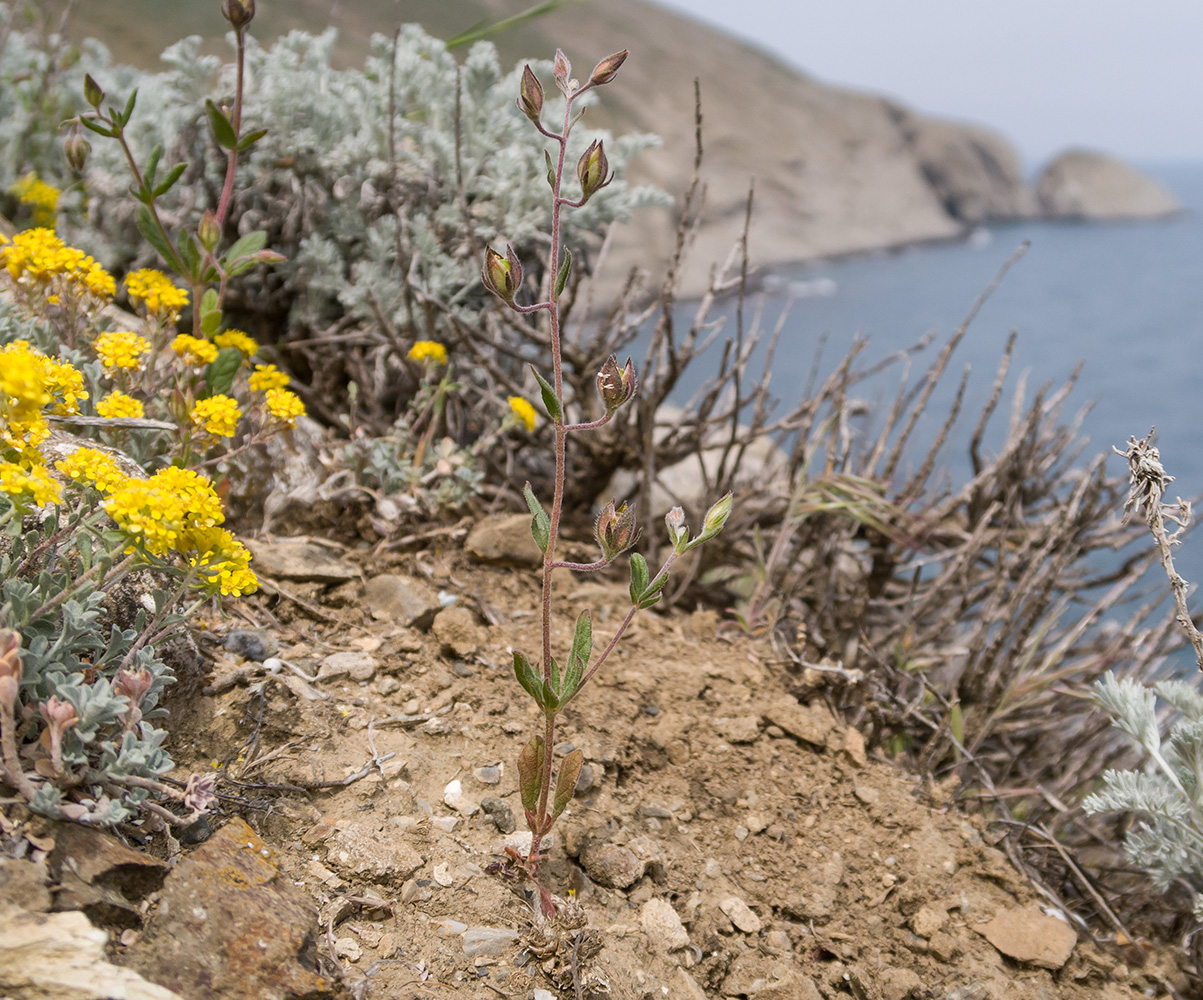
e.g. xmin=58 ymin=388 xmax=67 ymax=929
xmin=651 ymin=0 xmax=1203 ymax=164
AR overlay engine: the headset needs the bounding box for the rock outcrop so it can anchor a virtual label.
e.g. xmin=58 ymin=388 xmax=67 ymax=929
xmin=1036 ymin=149 xmax=1182 ymax=220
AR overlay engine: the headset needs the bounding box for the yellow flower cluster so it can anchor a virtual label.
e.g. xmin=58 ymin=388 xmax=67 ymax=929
xmin=407 ymin=340 xmax=448 ymax=365
xmin=93 ymin=330 xmax=150 ymax=372
xmin=248 ymin=364 xmax=289 ymax=392
xmin=0 ymin=228 xmax=114 ymax=301
xmin=508 ymin=396 xmax=537 ymax=432
xmin=56 ymin=447 xmax=129 ymax=495
xmin=171 ymin=335 xmax=218 ymax=367
xmin=0 ymin=341 xmax=86 ymax=454
xmin=191 ymin=395 xmax=241 ymax=438
xmin=214 ymin=329 xmax=258 ymax=357
xmin=264 ymin=388 xmax=305 ymax=427
xmin=124 ymin=269 xmax=189 ymax=318
xmin=103 ymin=466 xmax=225 ymax=555
xmin=183 ymin=527 xmax=257 ymax=596
xmin=96 ymin=391 xmax=145 ymax=419
xmin=0 ymin=460 xmax=61 ymax=506
xmin=10 ymin=173 xmax=59 ymax=225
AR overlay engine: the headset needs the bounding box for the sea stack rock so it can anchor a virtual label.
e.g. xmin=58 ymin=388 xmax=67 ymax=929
xmin=1036 ymin=149 xmax=1182 ymax=220
xmin=890 ymin=105 xmax=1038 ymax=223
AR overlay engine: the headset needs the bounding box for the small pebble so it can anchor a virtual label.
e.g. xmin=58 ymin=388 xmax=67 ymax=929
xmin=436 ymin=919 xmax=467 ymax=936
xmin=451 ymin=662 xmax=474 ymax=678
xmin=481 ymin=798 xmax=516 ymax=834
xmin=473 ymin=766 xmax=502 ymax=785
xmin=720 ymin=896 xmax=763 ymax=934
xmin=378 ymin=676 xmax=401 ymax=696
xmin=444 ymin=779 xmax=481 ymax=815
xmin=223 ymin=629 xmax=279 ymax=662
xmin=575 ymin=763 xmax=595 ymax=794
xmin=401 ymin=879 xmax=432 ymax=903
xmin=431 ymin=815 xmax=460 ymax=833
xmin=461 ymin=926 xmax=519 ymax=958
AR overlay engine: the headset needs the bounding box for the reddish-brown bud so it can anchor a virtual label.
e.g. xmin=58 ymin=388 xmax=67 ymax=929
xmin=576 ymin=139 xmax=611 ymax=202
xmin=596 ymin=354 xmax=636 ymax=413
xmin=0 ymin=630 xmax=20 ymax=715
xmin=589 ymin=50 xmax=628 ymax=86
xmin=64 ymin=124 xmax=91 ymax=173
xmin=595 ymin=499 xmax=638 ymax=560
xmin=481 ymin=244 xmax=523 ymax=305
xmin=221 ymin=0 xmax=255 ymax=28
xmin=518 ymin=64 xmax=544 ymax=125
xmin=553 ymin=49 xmax=571 ymax=92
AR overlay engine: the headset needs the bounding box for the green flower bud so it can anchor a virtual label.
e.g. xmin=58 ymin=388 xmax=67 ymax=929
xmin=481 ymin=244 xmax=522 ymax=305
xmin=589 ymin=49 xmax=628 ymax=86
xmin=83 ymin=74 xmax=105 ymax=110
xmin=596 ymin=499 xmax=638 ymax=561
xmin=198 ymin=210 xmax=221 ymax=253
xmin=64 ymin=125 xmax=91 ymax=173
xmin=698 ymin=492 xmax=733 ymax=543
xmin=596 ymin=354 xmax=636 ymax=413
xmin=518 ymin=64 xmax=544 ymax=125
xmin=576 ymin=139 xmax=611 ymax=203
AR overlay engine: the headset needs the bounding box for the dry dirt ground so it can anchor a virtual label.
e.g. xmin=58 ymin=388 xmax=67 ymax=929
xmin=4 ymin=522 xmax=1194 ymax=1000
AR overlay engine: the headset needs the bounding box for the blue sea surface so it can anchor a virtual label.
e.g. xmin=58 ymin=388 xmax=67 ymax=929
xmin=663 ymin=162 xmax=1203 ymax=648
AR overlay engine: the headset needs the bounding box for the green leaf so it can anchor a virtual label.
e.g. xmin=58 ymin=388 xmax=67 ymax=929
xmin=205 ymin=99 xmax=238 ymax=150
xmin=136 ymin=207 xmax=176 ymax=268
xmin=152 ymin=162 xmax=187 ymax=199
xmin=201 ymin=288 xmax=220 ymax=315
xmin=513 ymin=651 xmax=544 ymax=707
xmin=552 ymin=748 xmax=584 ymax=819
xmin=523 ymin=482 xmax=550 ymax=552
xmin=564 ymin=610 xmax=591 ymax=698
xmin=176 ymin=229 xmax=201 ymax=280
xmin=530 ymin=366 xmax=562 ymax=423
xmin=544 ymin=148 xmax=555 ymax=190
xmin=554 ymin=246 xmax=572 ymax=298
xmin=517 ymin=736 xmax=546 ymax=811
xmin=144 ymin=144 xmax=163 ymax=188
xmin=117 ymin=88 xmax=137 ymax=127
xmin=78 ymin=116 xmax=116 ymax=138
xmin=629 ymin=552 xmax=649 ymax=605
xmin=637 ymin=573 xmax=667 ymax=610
xmin=225 ymin=231 xmax=267 ymax=263
xmin=204 ymin=348 xmax=243 ymax=396
xmin=548 ymin=655 xmax=561 ymax=698
xmin=237 ymin=127 xmax=269 ymax=152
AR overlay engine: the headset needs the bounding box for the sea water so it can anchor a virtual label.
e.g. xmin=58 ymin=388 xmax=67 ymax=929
xmin=658 ymin=163 xmax=1203 ymax=659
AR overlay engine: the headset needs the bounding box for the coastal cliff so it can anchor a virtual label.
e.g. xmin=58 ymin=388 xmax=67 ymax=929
xmin=67 ymin=0 xmax=1183 ymax=296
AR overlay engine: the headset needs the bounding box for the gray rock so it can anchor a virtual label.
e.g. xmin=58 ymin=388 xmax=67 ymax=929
xmin=713 ymin=716 xmax=761 ymax=744
xmin=243 ymin=537 xmax=356 ymax=583
xmin=317 ymin=651 xmax=377 ymax=682
xmin=640 ymin=898 xmax=689 ymax=952
xmin=221 ymin=629 xmax=279 ymax=662
xmin=1037 ymin=149 xmax=1182 ymax=220
xmin=574 ymin=763 xmax=596 ymax=794
xmin=123 ymin=819 xmax=333 ymax=999
xmin=473 ymin=766 xmax=501 ymax=785
xmin=480 ymin=798 xmax=516 ymax=834
xmin=362 ymin=574 xmax=441 ymax=628
xmin=973 ymin=905 xmax=1076 ymax=970
xmin=325 ymin=824 xmax=423 ymax=880
xmin=762 ymin=698 xmax=835 ymax=748
xmin=464 ymin=514 xmax=542 ymax=568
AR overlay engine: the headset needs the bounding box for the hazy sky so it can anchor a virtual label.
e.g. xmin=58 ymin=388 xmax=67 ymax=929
xmin=651 ymin=0 xmax=1203 ymax=165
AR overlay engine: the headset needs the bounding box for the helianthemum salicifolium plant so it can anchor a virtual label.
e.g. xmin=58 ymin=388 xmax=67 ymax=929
xmin=481 ymin=48 xmax=732 ymax=876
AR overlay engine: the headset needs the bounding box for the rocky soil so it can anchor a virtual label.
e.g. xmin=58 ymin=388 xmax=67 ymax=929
xmin=1 ymin=515 xmax=1192 ymax=1000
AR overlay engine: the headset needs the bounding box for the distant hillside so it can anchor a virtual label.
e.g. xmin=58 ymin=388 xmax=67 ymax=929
xmin=43 ymin=0 xmax=1174 ymax=297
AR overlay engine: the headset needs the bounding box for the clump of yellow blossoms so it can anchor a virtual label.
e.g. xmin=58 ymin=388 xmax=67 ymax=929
xmin=264 ymin=388 xmax=305 ymax=427
xmin=171 ymin=335 xmax=218 ymax=367
xmin=102 ymin=466 xmax=225 ymax=555
xmin=10 ymin=174 xmax=59 ymax=226
xmin=407 ymin=340 xmax=447 ymax=366
xmin=93 ymin=331 xmax=151 ymax=372
xmin=214 ymin=330 xmax=258 ymax=357
xmin=0 ymin=341 xmax=87 ymax=454
xmin=0 ymin=228 xmax=115 ymax=301
xmin=508 ymin=396 xmax=537 ymax=432
xmin=0 ymin=461 xmax=61 ymax=507
xmin=95 ymin=391 xmax=145 ymax=419
xmin=124 ymin=269 xmax=189 ymax=318
xmin=182 ymin=526 xmax=257 ymax=596
xmin=191 ymin=395 xmax=241 ymax=438
xmin=247 ymin=364 xmax=289 ymax=392
xmin=56 ymin=447 xmax=130 ymax=495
